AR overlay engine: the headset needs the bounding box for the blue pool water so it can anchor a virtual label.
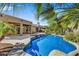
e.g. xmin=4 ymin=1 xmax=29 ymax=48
xmin=23 ymin=34 xmax=77 ymax=56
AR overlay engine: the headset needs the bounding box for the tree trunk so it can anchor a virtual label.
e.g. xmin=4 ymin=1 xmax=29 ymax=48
xmin=0 ymin=36 xmax=4 ymax=41
xmin=37 ymin=21 xmax=40 ymax=32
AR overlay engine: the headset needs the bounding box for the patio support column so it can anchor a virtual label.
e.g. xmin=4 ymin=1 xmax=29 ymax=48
xmin=20 ymin=23 xmax=23 ymax=35
xmin=27 ymin=25 xmax=31 ymax=34
xmin=29 ymin=25 xmax=31 ymax=34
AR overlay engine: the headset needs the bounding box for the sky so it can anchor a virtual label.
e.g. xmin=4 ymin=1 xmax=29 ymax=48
xmin=1 ymin=3 xmax=48 ymax=26
xmin=0 ymin=3 xmax=75 ymax=26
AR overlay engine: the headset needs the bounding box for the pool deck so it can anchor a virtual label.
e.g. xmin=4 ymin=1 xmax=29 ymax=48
xmin=0 ymin=33 xmax=45 ymax=56
xmin=0 ymin=33 xmax=45 ymax=45
xmin=0 ymin=34 xmax=31 ymax=45
xmin=0 ymin=33 xmax=79 ymax=56
xmin=0 ymin=34 xmax=32 ymax=56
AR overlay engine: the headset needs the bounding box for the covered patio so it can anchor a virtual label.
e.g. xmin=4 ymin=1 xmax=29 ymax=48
xmin=1 ymin=14 xmax=32 ymax=35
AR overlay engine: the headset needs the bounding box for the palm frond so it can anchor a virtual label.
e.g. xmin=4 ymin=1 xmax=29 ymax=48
xmin=0 ymin=22 xmax=16 ymax=36
xmin=36 ymin=3 xmax=42 ymax=20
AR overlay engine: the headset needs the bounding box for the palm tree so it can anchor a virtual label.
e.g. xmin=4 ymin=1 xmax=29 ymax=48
xmin=35 ymin=3 xmax=58 ymax=33
xmin=58 ymin=4 xmax=79 ymax=31
xmin=36 ymin=3 xmax=65 ymax=34
xmin=40 ymin=3 xmax=79 ymax=34
xmin=0 ymin=22 xmax=16 ymax=41
xmin=35 ymin=3 xmax=43 ymax=32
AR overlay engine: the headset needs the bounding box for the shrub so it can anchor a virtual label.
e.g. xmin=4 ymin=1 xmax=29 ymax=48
xmin=64 ymin=32 xmax=79 ymax=42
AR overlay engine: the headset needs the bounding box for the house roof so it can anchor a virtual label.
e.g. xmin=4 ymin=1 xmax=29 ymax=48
xmin=0 ymin=13 xmax=32 ymax=25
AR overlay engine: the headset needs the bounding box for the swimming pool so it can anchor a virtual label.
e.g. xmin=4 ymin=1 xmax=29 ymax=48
xmin=23 ymin=34 xmax=77 ymax=56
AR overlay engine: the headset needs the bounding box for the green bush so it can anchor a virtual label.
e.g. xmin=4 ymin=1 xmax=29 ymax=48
xmin=75 ymin=33 xmax=79 ymax=42
xmin=64 ymin=32 xmax=79 ymax=42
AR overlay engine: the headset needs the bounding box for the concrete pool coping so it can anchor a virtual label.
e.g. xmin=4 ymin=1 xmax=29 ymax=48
xmin=65 ymin=40 xmax=79 ymax=56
